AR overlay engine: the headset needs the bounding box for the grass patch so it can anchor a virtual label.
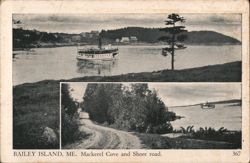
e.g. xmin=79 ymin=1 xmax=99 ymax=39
xmin=67 ymin=61 xmax=241 ymax=82
xmin=135 ymin=133 xmax=237 ymax=149
xmin=13 ymin=81 xmax=60 ymax=149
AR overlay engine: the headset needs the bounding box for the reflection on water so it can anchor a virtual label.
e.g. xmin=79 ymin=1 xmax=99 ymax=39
xmin=13 ymin=45 xmax=241 ymax=85
xmin=76 ymin=59 xmax=117 ymax=75
xmin=13 ymin=49 xmax=37 ymax=60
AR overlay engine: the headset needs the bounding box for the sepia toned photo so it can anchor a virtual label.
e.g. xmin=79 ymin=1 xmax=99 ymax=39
xmin=12 ymin=13 xmax=244 ymax=150
xmin=61 ymin=82 xmax=242 ymax=149
xmin=1 ymin=0 xmax=249 ymax=162
xmin=12 ymin=13 xmax=242 ymax=150
xmin=13 ymin=13 xmax=241 ymax=85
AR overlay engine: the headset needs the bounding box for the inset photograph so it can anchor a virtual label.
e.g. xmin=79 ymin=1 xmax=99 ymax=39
xmin=61 ymin=83 xmax=242 ymax=149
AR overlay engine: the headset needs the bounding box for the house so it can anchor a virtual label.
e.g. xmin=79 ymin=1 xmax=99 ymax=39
xmin=130 ymin=36 xmax=138 ymax=42
xmin=120 ymin=37 xmax=130 ymax=42
xmin=81 ymin=31 xmax=99 ymax=38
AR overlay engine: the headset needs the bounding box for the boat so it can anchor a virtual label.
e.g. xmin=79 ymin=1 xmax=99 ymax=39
xmin=77 ymin=37 xmax=118 ymax=61
xmin=201 ymin=102 xmax=215 ymax=109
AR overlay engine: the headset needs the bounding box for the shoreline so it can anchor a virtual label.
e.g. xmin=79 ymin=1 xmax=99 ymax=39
xmin=13 ymin=42 xmax=241 ymax=51
xmin=15 ymin=61 xmax=242 ymax=87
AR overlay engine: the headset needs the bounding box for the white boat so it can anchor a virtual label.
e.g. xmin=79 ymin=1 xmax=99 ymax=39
xmin=77 ymin=38 xmax=118 ymax=61
xmin=201 ymin=102 xmax=215 ymax=109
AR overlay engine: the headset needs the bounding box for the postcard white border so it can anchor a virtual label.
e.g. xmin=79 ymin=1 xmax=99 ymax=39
xmin=1 ymin=0 xmax=249 ymax=162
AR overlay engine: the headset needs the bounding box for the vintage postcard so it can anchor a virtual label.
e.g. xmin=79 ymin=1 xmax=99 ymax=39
xmin=1 ymin=0 xmax=249 ymax=162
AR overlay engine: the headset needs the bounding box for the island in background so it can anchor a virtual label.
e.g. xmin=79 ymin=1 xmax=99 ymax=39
xmin=13 ymin=27 xmax=241 ymax=50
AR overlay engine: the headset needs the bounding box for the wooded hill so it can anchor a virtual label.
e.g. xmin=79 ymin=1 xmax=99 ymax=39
xmin=13 ymin=27 xmax=241 ymax=49
xmin=100 ymin=27 xmax=241 ymax=44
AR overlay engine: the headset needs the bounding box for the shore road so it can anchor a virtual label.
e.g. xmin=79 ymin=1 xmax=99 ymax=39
xmin=63 ymin=112 xmax=142 ymax=149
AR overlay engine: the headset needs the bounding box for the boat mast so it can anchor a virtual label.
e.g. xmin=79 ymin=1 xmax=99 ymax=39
xmin=98 ymin=37 xmax=102 ymax=49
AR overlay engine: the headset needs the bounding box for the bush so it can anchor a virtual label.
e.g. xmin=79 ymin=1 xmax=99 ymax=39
xmin=61 ymin=110 xmax=83 ymax=146
xmin=61 ymin=83 xmax=86 ymax=146
xmin=152 ymin=123 xmax=173 ymax=134
xmin=180 ymin=127 xmax=242 ymax=148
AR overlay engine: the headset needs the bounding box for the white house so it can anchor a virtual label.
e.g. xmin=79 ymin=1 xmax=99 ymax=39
xmin=130 ymin=36 xmax=138 ymax=42
xmin=120 ymin=37 xmax=130 ymax=42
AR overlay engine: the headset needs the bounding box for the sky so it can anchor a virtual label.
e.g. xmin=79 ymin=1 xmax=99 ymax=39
xmin=150 ymin=83 xmax=241 ymax=107
xmin=68 ymin=83 xmax=87 ymax=102
xmin=13 ymin=13 xmax=241 ymax=40
xmin=67 ymin=83 xmax=241 ymax=107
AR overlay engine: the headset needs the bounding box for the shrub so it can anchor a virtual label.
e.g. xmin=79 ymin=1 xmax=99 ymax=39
xmin=61 ymin=83 xmax=86 ymax=146
xmin=61 ymin=110 xmax=83 ymax=146
xmin=180 ymin=126 xmax=242 ymax=148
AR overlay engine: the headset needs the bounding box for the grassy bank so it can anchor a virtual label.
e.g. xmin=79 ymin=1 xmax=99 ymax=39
xmin=13 ymin=61 xmax=241 ymax=148
xmin=66 ymin=61 xmax=241 ymax=82
xmin=136 ymin=133 xmax=238 ymax=149
xmin=13 ymin=81 xmax=60 ymax=149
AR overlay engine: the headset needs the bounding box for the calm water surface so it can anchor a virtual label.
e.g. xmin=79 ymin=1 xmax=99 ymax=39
xmin=13 ymin=45 xmax=241 ymax=85
xmin=169 ymin=103 xmax=241 ymax=131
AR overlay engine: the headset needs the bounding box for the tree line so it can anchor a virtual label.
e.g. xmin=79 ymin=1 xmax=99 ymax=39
xmin=100 ymin=27 xmax=241 ymax=44
xmin=13 ymin=26 xmax=240 ymax=49
xmin=13 ymin=28 xmax=70 ymax=48
xmin=83 ymin=83 xmax=177 ymax=134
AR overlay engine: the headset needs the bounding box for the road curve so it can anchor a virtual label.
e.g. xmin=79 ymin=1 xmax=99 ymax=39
xmin=63 ymin=112 xmax=142 ymax=149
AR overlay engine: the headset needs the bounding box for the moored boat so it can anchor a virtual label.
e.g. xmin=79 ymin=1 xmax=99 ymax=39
xmin=201 ymin=102 xmax=215 ymax=109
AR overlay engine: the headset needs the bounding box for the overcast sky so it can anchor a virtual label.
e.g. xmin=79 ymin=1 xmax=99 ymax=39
xmin=68 ymin=83 xmax=87 ymax=102
xmin=68 ymin=83 xmax=241 ymax=107
xmin=14 ymin=13 xmax=241 ymax=40
xmin=150 ymin=83 xmax=241 ymax=107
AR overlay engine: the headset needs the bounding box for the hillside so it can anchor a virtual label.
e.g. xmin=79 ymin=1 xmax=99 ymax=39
xmin=13 ymin=27 xmax=241 ymax=49
xmin=100 ymin=27 xmax=241 ymax=45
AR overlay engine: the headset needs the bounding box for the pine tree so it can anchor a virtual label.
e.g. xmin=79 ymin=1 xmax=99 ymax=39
xmin=159 ymin=14 xmax=187 ymax=70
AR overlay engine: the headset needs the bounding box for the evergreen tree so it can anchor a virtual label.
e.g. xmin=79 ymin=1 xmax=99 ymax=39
xmin=159 ymin=13 xmax=187 ymax=70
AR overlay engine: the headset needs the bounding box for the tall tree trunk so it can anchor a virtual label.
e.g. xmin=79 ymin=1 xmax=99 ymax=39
xmin=171 ymin=51 xmax=174 ymax=70
xmin=171 ymin=34 xmax=175 ymax=70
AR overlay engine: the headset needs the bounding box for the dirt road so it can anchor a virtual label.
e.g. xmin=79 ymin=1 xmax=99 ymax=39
xmin=64 ymin=112 xmax=142 ymax=149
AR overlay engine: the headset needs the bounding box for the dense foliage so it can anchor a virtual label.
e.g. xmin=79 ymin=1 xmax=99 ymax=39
xmin=100 ymin=27 xmax=166 ymax=43
xmin=13 ymin=28 xmax=69 ymax=48
xmin=61 ymin=84 xmax=82 ymax=146
xmin=100 ymin=27 xmax=241 ymax=44
xmin=13 ymin=27 xmax=241 ymax=49
xmin=83 ymin=83 xmax=176 ymax=134
xmin=192 ymin=127 xmax=241 ymax=148
xmin=175 ymin=126 xmax=241 ymax=148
